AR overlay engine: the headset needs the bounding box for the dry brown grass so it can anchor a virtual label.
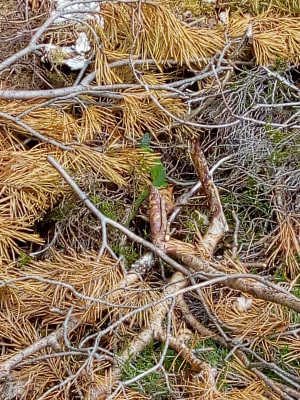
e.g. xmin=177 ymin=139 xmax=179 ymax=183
xmin=0 ymin=100 xmax=80 ymax=142
xmin=90 ymin=2 xmax=224 ymax=85
xmin=185 ymin=373 xmax=280 ymax=400
xmin=66 ymin=145 xmax=159 ymax=187
xmin=0 ymin=147 xmax=66 ymax=222
xmin=108 ymin=278 xmax=161 ymax=330
xmin=121 ymin=92 xmax=187 ymax=139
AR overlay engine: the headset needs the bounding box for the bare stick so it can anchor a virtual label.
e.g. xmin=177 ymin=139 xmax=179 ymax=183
xmin=47 ymin=157 xmax=300 ymax=313
xmin=152 ymin=143 xmax=300 ymax=313
xmin=173 ymin=252 xmax=300 ymax=313
xmin=0 ymin=319 xmax=78 ymax=381
xmin=0 ymin=111 xmax=72 ymax=150
xmin=232 ymin=210 xmax=240 ymax=256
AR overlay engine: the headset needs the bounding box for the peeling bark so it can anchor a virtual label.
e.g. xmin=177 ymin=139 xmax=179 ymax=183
xmin=190 ymin=139 xmax=228 ymax=254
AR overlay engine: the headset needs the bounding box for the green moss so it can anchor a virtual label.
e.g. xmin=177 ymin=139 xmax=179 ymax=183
xmin=182 ymin=209 xmax=209 ymax=243
xmin=273 ymin=266 xmax=288 ymax=282
xmin=113 ymin=243 xmax=140 ymax=265
xmin=90 ymin=195 xmax=101 ymax=204
xmin=164 ymin=348 xmax=185 ymax=372
xmin=266 ymin=125 xmax=300 ymax=166
xmin=291 ymin=309 xmax=300 ymax=324
xmin=98 ymin=201 xmax=119 ymax=220
xmin=46 ymin=71 xmax=67 ymax=87
xmin=272 ymin=58 xmax=290 ymax=72
xmin=267 ymin=128 xmax=287 ymax=144
xmin=121 ymin=341 xmax=168 ymax=397
xmin=120 ymin=340 xmax=187 ymax=397
xmin=92 ymin=199 xmax=125 ymax=222
xmin=269 ymin=147 xmax=290 ymax=165
xmin=221 ymin=176 xmax=272 ymax=244
xmin=195 ymin=339 xmax=229 ymax=368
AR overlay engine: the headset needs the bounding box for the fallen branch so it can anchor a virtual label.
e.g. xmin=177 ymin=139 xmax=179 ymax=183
xmin=190 ymin=139 xmax=229 ymax=254
xmin=0 ymin=318 xmax=78 ymax=381
xmin=167 ymin=154 xmax=233 ymax=230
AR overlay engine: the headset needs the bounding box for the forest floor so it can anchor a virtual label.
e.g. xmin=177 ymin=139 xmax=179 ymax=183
xmin=0 ymin=1 xmax=300 ymax=399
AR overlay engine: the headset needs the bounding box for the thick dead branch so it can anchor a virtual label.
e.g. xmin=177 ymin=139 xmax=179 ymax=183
xmin=119 ymin=272 xmax=187 ymax=361
xmin=95 ymin=273 xmax=190 ymax=398
xmin=170 ymin=248 xmax=300 ymax=313
xmin=157 ymin=329 xmax=205 ymax=373
xmin=190 ymin=139 xmax=229 ymax=254
xmin=276 ymin=383 xmax=300 ymax=400
xmin=149 ymin=186 xmax=168 ymax=248
xmin=168 ymin=154 xmax=233 ymax=230
xmin=0 ymin=67 xmax=228 ymax=100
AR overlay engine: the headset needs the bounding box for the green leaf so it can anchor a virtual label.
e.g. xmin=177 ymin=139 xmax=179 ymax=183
xmin=139 ymin=132 xmax=168 ymax=188
xmin=150 ymin=161 xmax=167 ymax=188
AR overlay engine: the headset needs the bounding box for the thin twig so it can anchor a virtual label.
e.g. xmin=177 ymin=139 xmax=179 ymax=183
xmin=0 ymin=111 xmax=73 ymax=150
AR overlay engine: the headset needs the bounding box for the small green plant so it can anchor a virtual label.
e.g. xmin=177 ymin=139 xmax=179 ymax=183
xmin=221 ymin=176 xmax=272 ymax=245
xmin=291 ymin=309 xmax=300 ymax=324
xmin=140 ymin=132 xmax=168 ymax=188
xmin=272 ymin=57 xmax=289 ymax=72
xmin=273 ymin=266 xmax=287 ymax=282
xmin=113 ymin=243 xmax=139 ymax=265
xmin=150 ymin=162 xmax=168 ymax=188
xmin=17 ymin=252 xmax=34 ymax=269
xmin=90 ymin=195 xmax=101 ymax=204
xmin=277 ymin=344 xmax=290 ymax=367
xmin=121 ymin=341 xmax=185 ymax=397
xmin=164 ymin=347 xmax=185 ymax=372
xmin=292 ymin=283 xmax=300 ymax=299
xmin=269 ymin=147 xmax=290 ymax=166
xmin=46 ymin=71 xmax=67 ymax=87
xmin=267 ymin=128 xmax=289 ymax=144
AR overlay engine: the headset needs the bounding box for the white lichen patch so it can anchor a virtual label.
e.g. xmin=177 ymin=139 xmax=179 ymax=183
xmin=41 ymin=32 xmax=91 ymax=70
